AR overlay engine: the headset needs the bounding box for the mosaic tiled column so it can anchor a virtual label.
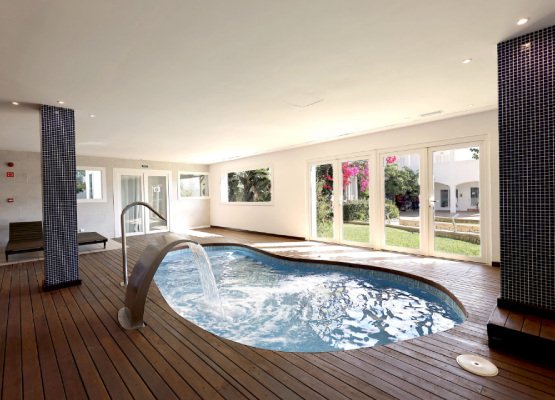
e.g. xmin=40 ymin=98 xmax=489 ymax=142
xmin=41 ymin=105 xmax=80 ymax=290
xmin=498 ymin=26 xmax=554 ymax=314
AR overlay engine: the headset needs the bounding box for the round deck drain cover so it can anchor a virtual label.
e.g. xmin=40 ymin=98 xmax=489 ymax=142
xmin=456 ymin=354 xmax=498 ymax=377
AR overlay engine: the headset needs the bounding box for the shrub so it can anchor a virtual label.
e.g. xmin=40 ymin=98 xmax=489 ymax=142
xmin=343 ymin=199 xmax=369 ymax=222
xmin=385 ymin=199 xmax=400 ymax=220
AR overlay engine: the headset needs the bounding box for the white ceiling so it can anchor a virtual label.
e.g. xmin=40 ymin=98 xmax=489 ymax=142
xmin=1 ymin=1 xmax=554 ymax=164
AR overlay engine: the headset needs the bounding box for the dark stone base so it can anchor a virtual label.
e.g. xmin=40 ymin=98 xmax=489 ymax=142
xmin=43 ymin=279 xmax=82 ymax=292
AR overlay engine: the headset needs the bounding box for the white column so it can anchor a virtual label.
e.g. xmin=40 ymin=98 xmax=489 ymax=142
xmin=450 ymin=184 xmax=457 ymax=214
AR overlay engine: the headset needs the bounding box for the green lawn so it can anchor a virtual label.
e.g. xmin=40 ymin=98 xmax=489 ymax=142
xmin=319 ymin=223 xmax=480 ymax=257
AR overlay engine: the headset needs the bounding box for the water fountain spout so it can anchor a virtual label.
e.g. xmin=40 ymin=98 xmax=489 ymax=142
xmin=118 ymin=234 xmax=219 ymax=330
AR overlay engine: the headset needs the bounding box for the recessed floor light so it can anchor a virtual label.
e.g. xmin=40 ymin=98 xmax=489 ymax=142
xmin=11 ymin=101 xmax=19 ymax=106
xmin=462 ymin=58 xmax=472 ymax=64
xmin=517 ymin=18 xmax=529 ymax=26
xmin=57 ymin=100 xmax=65 ymax=105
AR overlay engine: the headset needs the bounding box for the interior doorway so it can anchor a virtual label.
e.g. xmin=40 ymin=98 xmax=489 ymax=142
xmin=113 ymin=169 xmax=171 ymax=237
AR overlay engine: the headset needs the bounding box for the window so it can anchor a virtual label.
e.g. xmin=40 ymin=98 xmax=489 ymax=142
xmin=223 ymin=167 xmax=272 ymax=203
xmin=178 ymin=172 xmax=209 ymax=199
xmin=470 ymin=187 xmax=479 ymax=207
xmin=76 ymin=167 xmax=105 ymax=202
xmin=440 ymin=189 xmax=449 ymax=207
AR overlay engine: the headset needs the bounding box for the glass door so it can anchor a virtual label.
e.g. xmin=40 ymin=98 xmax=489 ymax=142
xmin=340 ymin=159 xmax=370 ymax=245
xmin=114 ymin=169 xmax=171 ymax=237
xmin=429 ymin=145 xmax=482 ymax=260
xmin=145 ymin=173 xmax=169 ymax=233
xmin=310 ymin=163 xmax=335 ymax=240
xmin=119 ymin=173 xmax=144 ymax=236
xmin=381 ymin=152 xmax=423 ymax=253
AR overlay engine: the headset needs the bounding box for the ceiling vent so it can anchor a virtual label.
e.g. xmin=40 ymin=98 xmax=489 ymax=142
xmin=420 ymin=110 xmax=443 ymax=117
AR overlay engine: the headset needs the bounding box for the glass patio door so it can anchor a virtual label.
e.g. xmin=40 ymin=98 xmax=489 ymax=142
xmin=114 ymin=169 xmax=171 ymax=237
xmin=429 ymin=144 xmax=482 ymax=260
xmin=381 ymin=151 xmax=423 ymax=253
xmin=340 ymin=158 xmax=370 ymax=245
xmin=144 ymin=173 xmax=169 ymax=233
xmin=310 ymin=162 xmax=335 ymax=240
xmin=120 ymin=173 xmax=145 ymax=235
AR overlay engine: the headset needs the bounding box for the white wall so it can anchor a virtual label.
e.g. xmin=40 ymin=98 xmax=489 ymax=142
xmin=0 ymin=150 xmax=210 ymax=246
xmin=76 ymin=155 xmax=210 ymax=238
xmin=210 ymin=110 xmax=500 ymax=262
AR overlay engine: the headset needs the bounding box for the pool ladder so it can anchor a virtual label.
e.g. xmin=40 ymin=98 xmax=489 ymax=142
xmin=118 ymin=234 xmax=200 ymax=330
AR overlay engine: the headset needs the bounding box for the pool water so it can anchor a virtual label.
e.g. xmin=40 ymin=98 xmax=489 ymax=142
xmin=155 ymin=246 xmax=465 ymax=352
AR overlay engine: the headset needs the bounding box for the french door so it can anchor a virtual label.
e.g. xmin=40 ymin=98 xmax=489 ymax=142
xmin=309 ymin=141 xmax=486 ymax=262
xmin=114 ymin=169 xmax=171 ymax=237
xmin=310 ymin=156 xmax=374 ymax=247
xmin=427 ymin=143 xmax=484 ymax=261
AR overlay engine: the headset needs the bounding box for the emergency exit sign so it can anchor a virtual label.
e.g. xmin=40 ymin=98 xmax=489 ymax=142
xmin=6 ymin=171 xmax=14 ymax=178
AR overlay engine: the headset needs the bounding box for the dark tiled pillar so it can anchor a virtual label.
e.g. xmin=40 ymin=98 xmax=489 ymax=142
xmin=41 ymin=105 xmax=80 ymax=290
xmin=498 ymin=26 xmax=554 ymax=313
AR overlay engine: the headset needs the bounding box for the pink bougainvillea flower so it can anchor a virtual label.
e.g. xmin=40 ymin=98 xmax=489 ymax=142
xmin=386 ymin=155 xmax=397 ymax=164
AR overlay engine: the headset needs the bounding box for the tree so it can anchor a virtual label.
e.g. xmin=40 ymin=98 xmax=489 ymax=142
xmin=469 ymin=148 xmax=479 ymax=160
xmin=228 ymin=168 xmax=272 ymax=202
xmin=76 ymin=170 xmax=86 ymax=195
xmin=384 ymin=164 xmax=419 ymax=199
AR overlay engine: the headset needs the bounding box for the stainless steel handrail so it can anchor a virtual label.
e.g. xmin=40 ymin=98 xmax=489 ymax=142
xmin=120 ymin=201 xmax=167 ymax=286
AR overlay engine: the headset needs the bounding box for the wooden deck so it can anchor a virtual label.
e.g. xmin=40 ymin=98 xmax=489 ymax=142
xmin=1 ymin=228 xmax=554 ymax=399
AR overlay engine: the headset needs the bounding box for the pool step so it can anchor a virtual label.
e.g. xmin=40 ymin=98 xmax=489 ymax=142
xmin=487 ymin=306 xmax=555 ymax=356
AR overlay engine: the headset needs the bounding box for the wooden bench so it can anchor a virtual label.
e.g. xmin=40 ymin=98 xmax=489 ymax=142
xmin=4 ymin=221 xmax=108 ymax=261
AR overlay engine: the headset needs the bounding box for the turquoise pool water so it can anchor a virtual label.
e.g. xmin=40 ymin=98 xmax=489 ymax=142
xmin=155 ymin=246 xmax=465 ymax=352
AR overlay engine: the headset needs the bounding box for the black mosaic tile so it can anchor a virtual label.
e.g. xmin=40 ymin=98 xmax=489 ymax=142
xmin=498 ymin=26 xmax=555 ymax=312
xmin=40 ymin=105 xmax=80 ymax=288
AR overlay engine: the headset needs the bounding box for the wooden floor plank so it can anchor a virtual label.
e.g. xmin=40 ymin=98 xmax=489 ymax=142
xmin=1 ymin=230 xmax=554 ymax=399
xmin=3 ymin=265 xmax=22 ymax=400
xmin=33 ymin=272 xmax=88 ymax=399
xmin=78 ymin=289 xmax=179 ymax=400
xmin=67 ymin=285 xmax=157 ymax=400
xmin=0 ymin=265 xmax=9 ymax=397
xmin=76 ymin=268 xmax=189 ymax=400
xmin=505 ymin=311 xmax=525 ymax=331
xmin=80 ymin=253 xmax=250 ymax=400
xmin=58 ymin=289 xmax=133 ymax=400
xmin=540 ymin=319 xmax=555 ymax=341
xmin=27 ymin=262 xmax=66 ymax=400
xmin=20 ymin=263 xmax=44 ymax=400
xmin=86 ymin=251 xmax=285 ymax=400
xmin=521 ymin=316 xmax=542 ymax=336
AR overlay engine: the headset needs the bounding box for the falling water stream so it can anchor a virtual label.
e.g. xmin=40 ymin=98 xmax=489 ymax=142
xmin=188 ymin=242 xmax=223 ymax=313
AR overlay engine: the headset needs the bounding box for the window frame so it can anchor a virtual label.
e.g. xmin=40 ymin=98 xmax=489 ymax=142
xmin=76 ymin=166 xmax=107 ymax=203
xmin=177 ymin=171 xmax=210 ymax=200
xmin=220 ymin=165 xmax=274 ymax=206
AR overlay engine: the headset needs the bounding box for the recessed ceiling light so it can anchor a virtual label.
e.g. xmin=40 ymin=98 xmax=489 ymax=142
xmin=468 ymin=104 xmax=474 ymax=108
xmin=517 ymin=18 xmax=529 ymax=26
xmin=462 ymin=58 xmax=472 ymax=64
xmin=57 ymin=100 xmax=65 ymax=105
xmin=11 ymin=101 xmax=19 ymax=106
xmin=89 ymin=114 xmax=96 ymax=118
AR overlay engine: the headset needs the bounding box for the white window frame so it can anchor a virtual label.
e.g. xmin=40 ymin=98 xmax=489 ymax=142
xmin=76 ymin=166 xmax=106 ymax=203
xmin=220 ymin=165 xmax=274 ymax=206
xmin=177 ymin=171 xmax=210 ymax=200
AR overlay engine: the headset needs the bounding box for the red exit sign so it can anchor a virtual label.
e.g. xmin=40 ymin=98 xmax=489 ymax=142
xmin=6 ymin=171 xmax=14 ymax=178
